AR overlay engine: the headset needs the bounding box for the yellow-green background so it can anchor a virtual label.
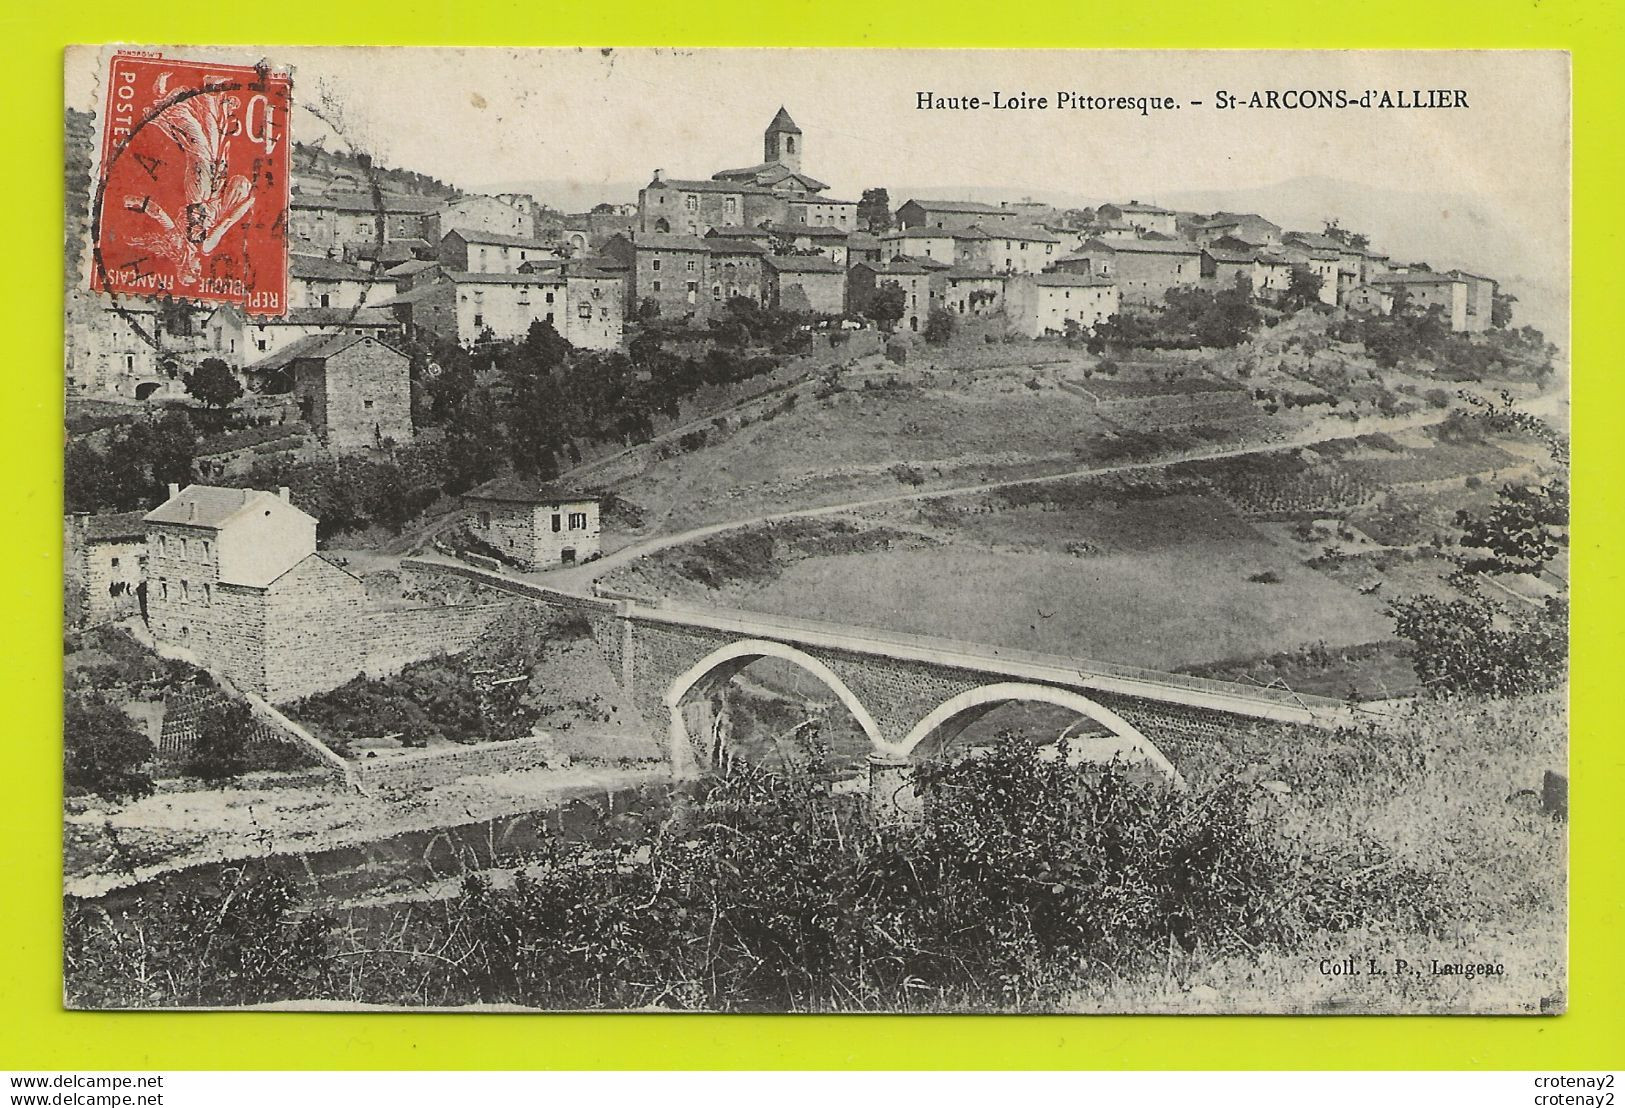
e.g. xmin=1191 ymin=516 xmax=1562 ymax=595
xmin=3 ymin=0 xmax=1620 ymax=1071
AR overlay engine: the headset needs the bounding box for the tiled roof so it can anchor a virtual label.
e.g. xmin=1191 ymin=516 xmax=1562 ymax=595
xmin=446 ymin=228 xmax=555 ymax=250
xmin=706 ymin=238 xmax=769 ymax=255
xmin=767 ymin=106 xmax=801 ymax=134
xmin=289 ymin=254 xmax=382 ymax=282
xmin=145 ymin=485 xmax=287 ymax=529
xmin=649 ymin=176 xmax=770 ymax=195
xmin=981 ymin=224 xmax=1061 ymax=243
xmin=1089 ymin=238 xmax=1202 ymax=256
xmin=884 ymin=227 xmax=957 ymax=239
xmin=463 ymin=477 xmax=598 ymax=504
xmin=385 ymin=258 xmax=440 ymax=277
xmin=445 ymin=269 xmax=565 ymax=285
xmin=902 ymin=199 xmax=1007 ymax=214
xmin=634 ymin=233 xmax=712 ymax=252
xmin=1033 ymin=273 xmax=1117 ymax=288
xmin=1203 ymin=248 xmax=1257 ymax=264
xmin=788 ymin=195 xmax=857 ymax=206
xmin=941 ymin=268 xmax=1006 ymax=281
xmin=244 ymin=332 xmax=404 ymax=373
xmin=1114 ymin=201 xmax=1172 ymax=214
xmin=769 ymin=223 xmax=848 ymax=239
xmin=705 ymin=225 xmax=773 ymax=239
xmin=764 ymin=254 xmax=844 ymax=274
xmin=81 ymin=511 xmax=148 ymax=542
xmin=261 ymin=306 xmax=397 ymax=327
xmin=1371 ymin=271 xmax=1466 ymax=285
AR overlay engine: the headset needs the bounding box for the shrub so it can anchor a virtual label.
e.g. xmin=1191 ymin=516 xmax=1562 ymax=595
xmin=64 ymin=694 xmax=155 ymax=802
xmin=186 ymin=699 xmax=256 ymax=782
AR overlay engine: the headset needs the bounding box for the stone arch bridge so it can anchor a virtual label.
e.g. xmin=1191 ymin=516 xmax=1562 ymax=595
xmin=404 ymin=559 xmax=1361 ymax=789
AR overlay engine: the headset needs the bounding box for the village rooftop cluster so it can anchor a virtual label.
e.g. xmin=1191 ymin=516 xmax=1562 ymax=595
xmin=71 ymin=105 xmax=1500 ymax=425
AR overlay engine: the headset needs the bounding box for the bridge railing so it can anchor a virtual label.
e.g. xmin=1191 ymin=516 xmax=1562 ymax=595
xmin=642 ymin=597 xmax=1360 ymax=721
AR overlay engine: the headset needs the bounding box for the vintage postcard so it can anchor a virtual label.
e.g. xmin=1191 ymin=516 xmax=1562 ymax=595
xmin=61 ymin=47 xmax=1569 ymax=1014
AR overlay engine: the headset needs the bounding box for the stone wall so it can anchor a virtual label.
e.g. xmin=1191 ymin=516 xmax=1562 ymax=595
xmin=352 ymin=733 xmax=568 ymax=794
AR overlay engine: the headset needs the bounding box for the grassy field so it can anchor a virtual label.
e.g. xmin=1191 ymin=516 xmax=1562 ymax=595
xmin=592 ymin=362 xmax=1298 ymax=545
xmin=606 ymin=489 xmax=1394 ymax=675
xmin=1067 ymin=692 xmax=1566 ymax=1013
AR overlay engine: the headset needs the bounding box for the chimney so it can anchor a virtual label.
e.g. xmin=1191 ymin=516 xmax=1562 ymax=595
xmin=278 ymin=486 xmax=291 ymax=502
xmin=167 ymin=482 xmax=180 ymax=500
xmin=652 ymin=168 xmax=664 ymax=183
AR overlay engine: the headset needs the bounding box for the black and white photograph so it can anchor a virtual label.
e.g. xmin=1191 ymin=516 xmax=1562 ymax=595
xmin=61 ymin=47 xmax=1569 ymax=1014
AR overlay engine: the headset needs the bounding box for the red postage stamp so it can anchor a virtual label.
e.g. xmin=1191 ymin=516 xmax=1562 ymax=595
xmin=92 ymin=52 xmax=292 ymax=315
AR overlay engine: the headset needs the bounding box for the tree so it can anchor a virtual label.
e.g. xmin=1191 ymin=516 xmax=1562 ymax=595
xmin=1456 ymin=479 xmax=1568 ymax=577
xmin=923 ymin=307 xmax=956 ymax=344
xmin=858 ymin=187 xmax=892 ymax=232
xmin=1282 ymin=264 xmax=1326 ymax=311
xmin=64 ymin=695 xmax=156 ymax=802
xmin=183 ymin=357 xmax=243 ymax=409
xmin=1491 ymin=291 xmax=1518 ymax=329
xmin=1387 ymin=593 xmax=1566 ymax=698
xmin=520 ymin=318 xmax=572 ymax=373
xmin=863 ymin=283 xmax=906 ymax=333
xmin=186 ymin=699 xmax=255 ymax=782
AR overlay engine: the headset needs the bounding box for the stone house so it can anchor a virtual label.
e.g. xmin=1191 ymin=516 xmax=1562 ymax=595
xmin=1448 ymin=270 xmax=1498 ymax=331
xmin=846 ymin=232 xmax=883 ymax=267
xmin=847 ymin=257 xmax=939 ymax=332
xmin=1078 ymin=239 xmax=1202 ymax=305
xmin=288 ymin=253 xmax=393 ymax=311
xmin=602 ymin=233 xmax=715 ymax=320
xmin=701 ymin=238 xmax=770 ymax=308
xmin=429 ymin=194 xmax=532 ymax=241
xmin=1371 ymin=272 xmax=1471 ymax=331
xmin=936 ymin=270 xmax=1007 ymax=317
xmin=212 ymin=304 xmax=399 ymax=365
xmin=762 ymin=253 xmax=847 ymax=314
xmin=1192 ymin=212 xmax=1282 ymax=247
xmin=766 ymin=225 xmax=850 ymax=268
xmin=438 ymin=229 xmax=561 ymax=275
xmin=981 ymin=225 xmax=1062 ymax=274
xmin=144 ymin=483 xmax=330 ymax=665
xmin=562 ymin=264 xmax=626 ymax=350
xmin=462 ymin=479 xmax=602 ymax=569
xmin=1278 ymin=239 xmax=1342 ymax=305
xmin=287 ymin=190 xmax=441 ymax=257
xmin=1098 ymin=202 xmax=1177 ymax=237
xmin=894 ymin=198 xmax=1022 ymax=232
xmin=638 ymin=173 xmax=785 ymax=237
xmin=1343 ymin=283 xmax=1397 ymax=317
xmin=1004 ymin=274 xmax=1120 ymax=338
xmin=785 ymin=195 xmax=859 ymax=230
xmin=880 ymin=228 xmax=960 ymax=266
xmin=1284 ymin=231 xmax=1365 ymax=302
xmin=66 ymin=511 xmax=148 ymax=626
xmin=381 ymin=270 xmax=567 ymax=345
xmin=255 ymin=333 xmax=414 ymax=454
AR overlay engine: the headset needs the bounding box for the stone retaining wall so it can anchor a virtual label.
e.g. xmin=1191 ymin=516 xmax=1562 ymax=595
xmin=352 ymin=733 xmax=570 ymax=794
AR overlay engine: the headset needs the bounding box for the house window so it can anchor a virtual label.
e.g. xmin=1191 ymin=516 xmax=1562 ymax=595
xmin=202 ymin=583 xmax=211 ymax=606
xmin=652 ymin=280 xmax=662 ymax=293
xmin=124 ymin=354 xmax=135 ymax=373
xmin=179 ymin=537 xmax=188 ymax=559
xmin=110 ymin=556 xmax=120 ymax=569
xmin=202 ymin=540 xmax=210 ymax=559
xmin=158 ymin=535 xmax=168 ymax=555
xmin=478 ymin=510 xmax=491 ymax=529
xmin=652 ymin=259 xmax=662 ymax=272
xmin=159 ymin=579 xmax=168 ymax=600
xmin=724 ymin=197 xmax=737 ymax=216
xmin=551 ymin=513 xmax=562 ymax=533
xmin=685 ymin=259 xmax=697 ymax=273
xmin=685 ymin=195 xmax=699 ymax=212
xmin=712 ymin=285 xmax=722 ymax=301
xmin=364 ymin=399 xmax=375 ymax=410
xmin=180 ymin=579 xmax=190 ymax=601
xmin=546 ymin=291 xmax=555 ymax=304
xmin=568 ymin=512 xmax=588 ymax=530
xmin=578 ymin=302 xmax=592 ymax=320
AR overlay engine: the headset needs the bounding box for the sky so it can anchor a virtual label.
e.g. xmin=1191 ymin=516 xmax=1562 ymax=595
xmin=66 ymin=48 xmax=1570 ymax=329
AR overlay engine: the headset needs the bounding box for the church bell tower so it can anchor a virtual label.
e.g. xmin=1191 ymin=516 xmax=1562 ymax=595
xmin=763 ymin=106 xmax=803 ymax=172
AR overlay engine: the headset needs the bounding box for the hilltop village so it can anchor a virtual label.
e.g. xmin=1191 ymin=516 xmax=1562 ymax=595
xmin=69 ymin=106 xmax=1503 ymax=405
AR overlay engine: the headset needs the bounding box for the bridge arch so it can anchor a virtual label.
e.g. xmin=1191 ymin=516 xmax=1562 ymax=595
xmin=662 ymin=638 xmax=886 ymax=775
xmin=898 ymin=682 xmax=1185 ymax=788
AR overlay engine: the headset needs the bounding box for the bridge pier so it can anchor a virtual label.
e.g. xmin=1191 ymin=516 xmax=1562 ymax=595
xmin=867 ymin=752 xmax=922 ymax=825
